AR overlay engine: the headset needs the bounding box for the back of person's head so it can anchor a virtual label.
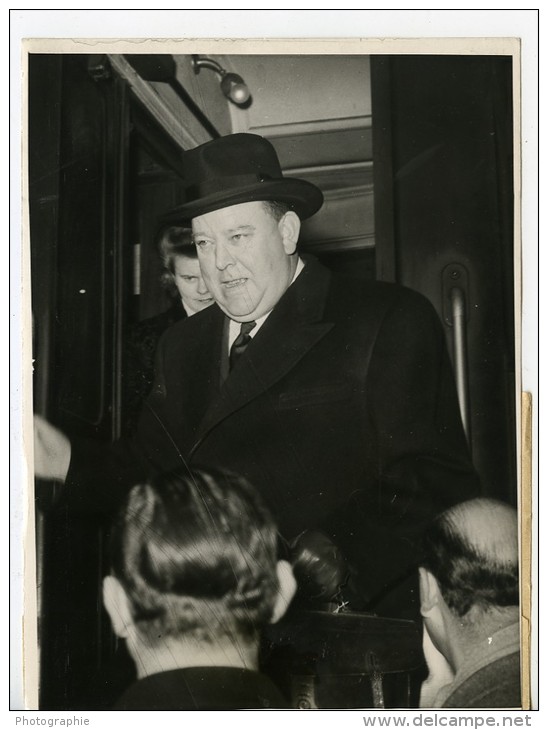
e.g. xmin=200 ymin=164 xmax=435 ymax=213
xmin=107 ymin=466 xmax=293 ymax=648
xmin=420 ymin=497 xmax=519 ymax=619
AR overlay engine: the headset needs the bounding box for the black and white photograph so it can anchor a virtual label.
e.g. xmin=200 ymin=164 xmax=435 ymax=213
xmin=11 ymin=9 xmax=539 ymax=719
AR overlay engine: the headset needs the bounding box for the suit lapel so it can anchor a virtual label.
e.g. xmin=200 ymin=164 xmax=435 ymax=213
xmin=191 ymin=260 xmax=334 ymax=453
xmin=176 ymin=305 xmax=226 ymax=436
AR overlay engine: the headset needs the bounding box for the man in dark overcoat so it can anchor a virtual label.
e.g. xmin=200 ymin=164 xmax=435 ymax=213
xmin=34 ymin=133 xmax=479 ymax=616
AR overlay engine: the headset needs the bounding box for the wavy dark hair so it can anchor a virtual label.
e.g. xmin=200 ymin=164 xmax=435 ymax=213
xmin=156 ymin=226 xmax=197 ymax=294
xmin=420 ymin=498 xmax=519 ymax=617
xmin=109 ymin=467 xmax=279 ymax=646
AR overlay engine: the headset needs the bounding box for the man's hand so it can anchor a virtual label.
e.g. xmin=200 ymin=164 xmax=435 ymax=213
xmin=33 ymin=415 xmax=71 ymax=483
xmin=419 ymin=625 xmax=455 ymax=708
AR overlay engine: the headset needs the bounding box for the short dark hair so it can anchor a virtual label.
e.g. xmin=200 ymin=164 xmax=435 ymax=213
xmin=262 ymin=200 xmax=292 ymax=222
xmin=109 ymin=467 xmax=280 ymax=646
xmin=420 ymin=498 xmax=519 ymax=617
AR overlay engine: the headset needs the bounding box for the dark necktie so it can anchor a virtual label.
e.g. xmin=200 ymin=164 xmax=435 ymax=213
xmin=229 ymin=320 xmax=257 ymax=370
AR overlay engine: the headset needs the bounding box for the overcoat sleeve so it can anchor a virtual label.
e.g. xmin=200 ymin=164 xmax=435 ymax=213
xmin=57 ymin=330 xmax=184 ymax=515
xmin=330 ymin=289 xmax=480 ymax=611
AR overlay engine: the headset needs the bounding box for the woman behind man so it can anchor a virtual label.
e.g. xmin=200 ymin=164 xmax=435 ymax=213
xmin=122 ymin=226 xmax=213 ymax=433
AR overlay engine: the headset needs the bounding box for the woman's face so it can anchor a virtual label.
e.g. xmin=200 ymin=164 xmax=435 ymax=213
xmin=172 ymin=255 xmax=214 ymax=315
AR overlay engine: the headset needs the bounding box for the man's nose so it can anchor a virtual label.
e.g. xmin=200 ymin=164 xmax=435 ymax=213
xmin=215 ymin=240 xmax=235 ymax=270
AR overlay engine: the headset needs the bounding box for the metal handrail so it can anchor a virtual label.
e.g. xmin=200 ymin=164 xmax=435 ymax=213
xmin=450 ymin=285 xmax=470 ymax=441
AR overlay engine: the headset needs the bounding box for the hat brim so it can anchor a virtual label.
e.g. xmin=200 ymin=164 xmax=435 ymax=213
xmin=162 ymin=178 xmax=324 ymax=224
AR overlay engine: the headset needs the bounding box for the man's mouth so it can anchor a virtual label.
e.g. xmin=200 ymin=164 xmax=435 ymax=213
xmin=222 ymin=278 xmax=247 ymax=289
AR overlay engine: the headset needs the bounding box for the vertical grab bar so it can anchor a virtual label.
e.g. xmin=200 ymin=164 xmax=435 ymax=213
xmin=450 ymin=286 xmax=470 ymax=441
xmin=442 ymin=263 xmax=471 ymax=443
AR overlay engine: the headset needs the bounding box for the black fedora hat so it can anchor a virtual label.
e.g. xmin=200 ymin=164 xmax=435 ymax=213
xmin=162 ymin=133 xmax=324 ymax=223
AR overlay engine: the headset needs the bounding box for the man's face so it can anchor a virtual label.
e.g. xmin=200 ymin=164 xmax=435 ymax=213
xmin=172 ymin=255 xmax=214 ymax=315
xmin=192 ymin=201 xmax=299 ymax=322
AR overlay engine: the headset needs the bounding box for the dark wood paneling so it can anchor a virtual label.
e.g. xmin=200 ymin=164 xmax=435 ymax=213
xmin=30 ymin=55 xmax=134 ymax=709
xmin=371 ymin=55 xmax=516 ymax=503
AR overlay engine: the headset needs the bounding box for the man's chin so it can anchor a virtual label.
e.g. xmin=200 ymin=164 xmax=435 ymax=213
xmin=217 ymin=298 xmax=258 ymax=321
xmin=220 ymin=306 xmax=258 ymax=322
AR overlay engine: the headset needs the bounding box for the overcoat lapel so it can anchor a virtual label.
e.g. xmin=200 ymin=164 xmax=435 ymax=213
xmin=174 ymin=305 xmax=226 ymax=438
xmin=191 ymin=260 xmax=334 ymax=454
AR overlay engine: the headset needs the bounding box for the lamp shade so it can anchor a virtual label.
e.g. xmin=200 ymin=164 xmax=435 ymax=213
xmin=220 ymin=72 xmax=251 ymax=105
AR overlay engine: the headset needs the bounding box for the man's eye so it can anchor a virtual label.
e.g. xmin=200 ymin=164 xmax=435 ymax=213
xmin=231 ymin=233 xmax=248 ymax=242
xmin=194 ymin=239 xmax=211 ymax=248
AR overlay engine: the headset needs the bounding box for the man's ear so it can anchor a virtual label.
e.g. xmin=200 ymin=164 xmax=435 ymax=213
xmin=103 ymin=575 xmax=134 ymax=639
xmin=278 ymin=211 xmax=301 ymax=255
xmin=419 ymin=567 xmax=442 ymax=617
xmin=270 ymin=560 xmax=297 ymax=624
